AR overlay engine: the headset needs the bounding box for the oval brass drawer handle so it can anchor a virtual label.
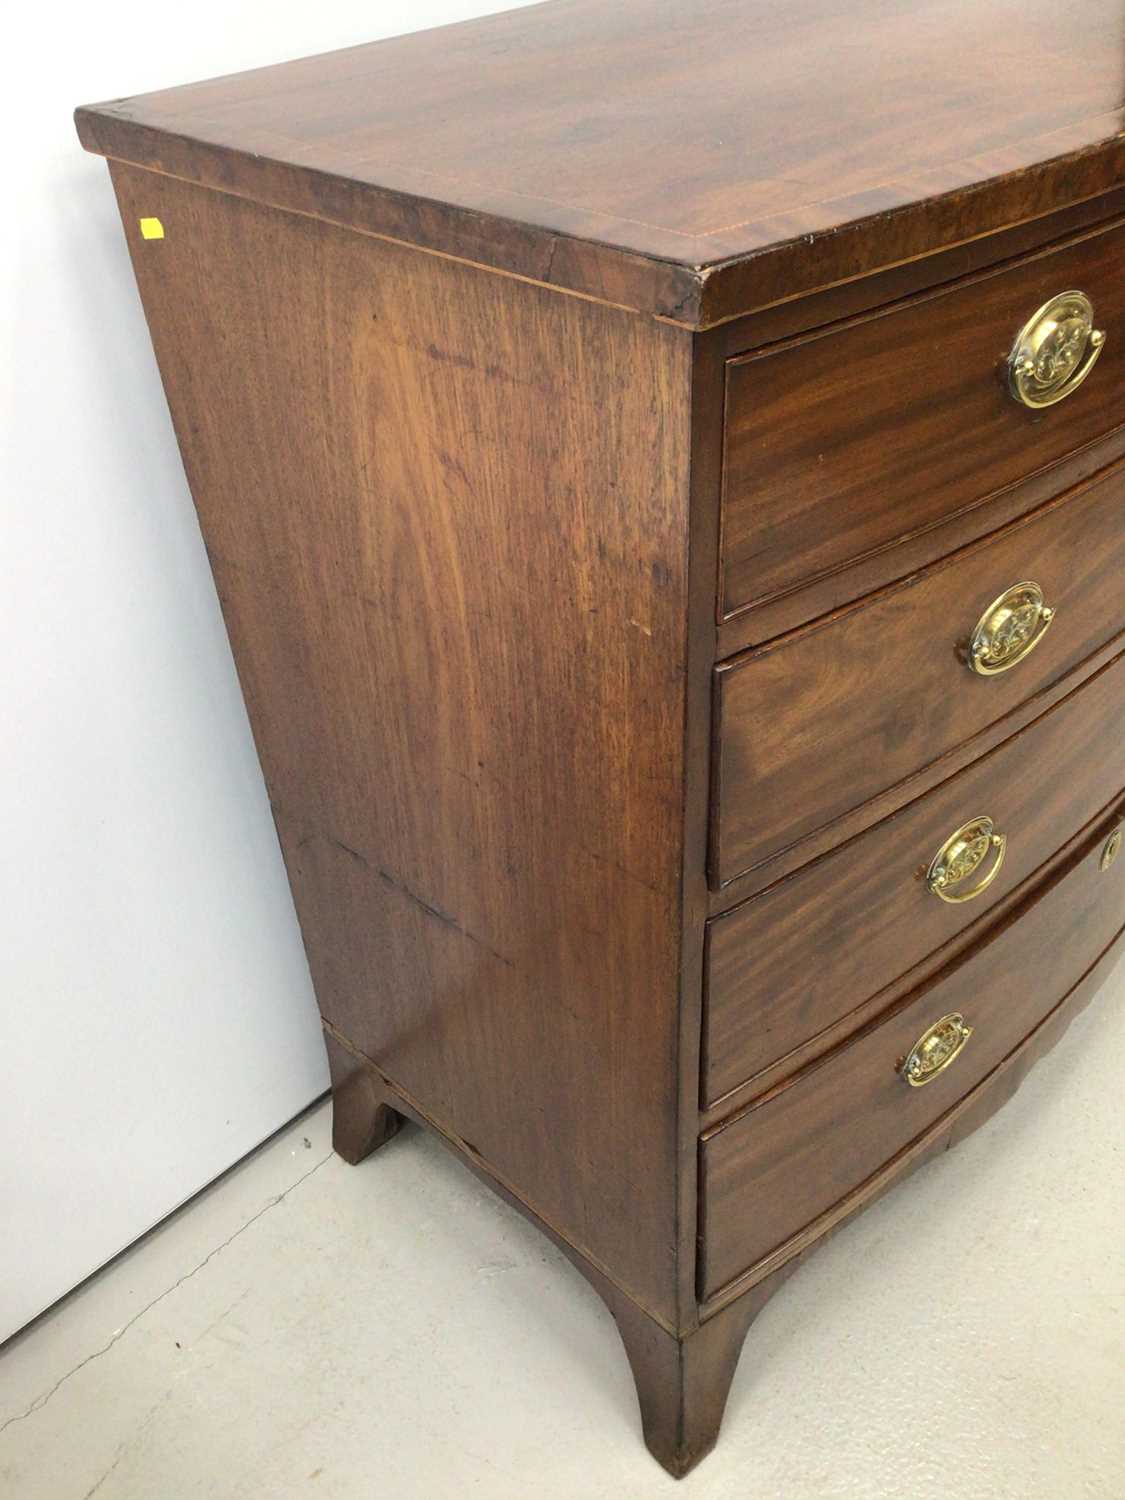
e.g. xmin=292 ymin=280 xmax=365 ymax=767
xmin=927 ymin=815 xmax=1007 ymax=904
xmin=902 ymin=1013 xmax=974 ymax=1088
xmin=968 ymin=580 xmax=1054 ymax=676
xmin=1008 ymin=290 xmax=1105 ymax=408
xmin=1102 ymin=827 xmax=1123 ymax=872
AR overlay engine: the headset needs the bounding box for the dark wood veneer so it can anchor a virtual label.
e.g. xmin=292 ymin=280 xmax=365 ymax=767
xmin=721 ymin=218 xmax=1125 ymax=619
xmin=107 ymin=161 xmax=695 ymax=1329
xmin=77 ymin=8 xmax=1124 ymax=1475
xmin=699 ymin=913 xmax=1125 ymax=1320
xmin=713 ymin=459 xmax=1125 ymax=887
xmin=701 ymin=798 xmax=1125 ymax=1302
xmin=75 ymin=0 xmax=1125 ymax=326
xmin=705 ymin=648 xmax=1125 ymax=1107
xmin=716 ymin=423 xmax=1125 ymax=657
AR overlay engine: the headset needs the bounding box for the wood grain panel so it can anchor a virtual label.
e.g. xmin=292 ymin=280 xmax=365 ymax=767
xmin=75 ymin=0 xmax=1125 ymax=325
xmin=716 ymin=425 xmax=1125 ymax=658
xmin=712 ymin=459 xmax=1125 ymax=887
xmin=721 ymin=219 xmax=1125 ymax=618
xmin=700 ymin=797 xmax=1125 ymax=1302
xmin=700 ymin=912 xmax=1125 ymax=1318
xmin=711 ymin=188 xmax=1125 ymax=364
xmin=109 ymin=162 xmax=694 ymax=1326
xmin=705 ymin=648 xmax=1125 ymax=1105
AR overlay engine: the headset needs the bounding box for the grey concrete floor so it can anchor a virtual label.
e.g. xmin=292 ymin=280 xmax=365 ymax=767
xmin=2 ymin=963 xmax=1123 ymax=1500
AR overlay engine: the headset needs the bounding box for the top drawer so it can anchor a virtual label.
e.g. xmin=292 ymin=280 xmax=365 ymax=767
xmin=720 ymin=219 xmax=1125 ymax=621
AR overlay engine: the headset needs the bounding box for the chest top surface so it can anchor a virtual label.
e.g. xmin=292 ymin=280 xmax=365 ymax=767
xmin=77 ymin=0 xmax=1125 ymax=325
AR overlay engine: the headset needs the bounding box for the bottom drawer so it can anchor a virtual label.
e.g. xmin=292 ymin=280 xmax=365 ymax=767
xmin=699 ymin=799 xmax=1125 ymax=1305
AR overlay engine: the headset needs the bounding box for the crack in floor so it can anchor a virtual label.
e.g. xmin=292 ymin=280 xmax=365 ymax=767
xmin=78 ymin=1370 xmax=187 ymax=1499
xmin=0 ymin=1151 xmax=334 ymax=1436
xmin=80 ymin=1436 xmax=129 ymax=1500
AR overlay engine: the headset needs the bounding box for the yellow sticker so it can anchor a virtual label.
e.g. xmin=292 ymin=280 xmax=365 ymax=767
xmin=139 ymin=217 xmax=165 ymax=240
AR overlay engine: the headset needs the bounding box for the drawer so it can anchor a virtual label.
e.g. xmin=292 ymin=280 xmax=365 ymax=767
xmin=704 ymin=647 xmax=1125 ymax=1107
xmin=699 ymin=799 xmax=1125 ymax=1304
xmin=720 ymin=218 xmax=1125 ymax=621
xmin=712 ymin=459 xmax=1125 ymax=887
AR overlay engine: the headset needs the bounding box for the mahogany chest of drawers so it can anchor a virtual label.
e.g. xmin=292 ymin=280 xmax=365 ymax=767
xmin=77 ymin=0 xmax=1125 ymax=1476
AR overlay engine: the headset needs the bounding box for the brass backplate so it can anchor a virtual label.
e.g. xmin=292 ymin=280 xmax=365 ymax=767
xmin=1102 ymin=828 xmax=1123 ymax=872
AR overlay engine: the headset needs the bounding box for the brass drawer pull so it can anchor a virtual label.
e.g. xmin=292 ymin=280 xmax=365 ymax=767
xmin=968 ymin=580 xmax=1054 ymax=676
xmin=1102 ymin=828 xmax=1123 ymax=872
xmin=1008 ymin=290 xmax=1105 ymax=408
xmin=901 ymin=1013 xmax=973 ymax=1087
xmin=927 ymin=815 xmax=1007 ymax=904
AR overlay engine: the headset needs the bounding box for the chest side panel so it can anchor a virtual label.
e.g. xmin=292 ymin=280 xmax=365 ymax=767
xmin=109 ymin=162 xmax=694 ymax=1324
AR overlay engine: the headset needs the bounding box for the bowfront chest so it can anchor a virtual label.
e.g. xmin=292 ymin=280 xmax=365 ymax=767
xmin=77 ymin=0 xmax=1125 ymax=1475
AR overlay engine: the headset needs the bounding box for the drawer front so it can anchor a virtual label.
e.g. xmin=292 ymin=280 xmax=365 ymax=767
xmin=699 ymin=801 xmax=1125 ymax=1303
xmin=704 ymin=647 xmax=1125 ymax=1106
xmin=721 ymin=218 xmax=1125 ymax=620
xmin=713 ymin=460 xmax=1125 ymax=887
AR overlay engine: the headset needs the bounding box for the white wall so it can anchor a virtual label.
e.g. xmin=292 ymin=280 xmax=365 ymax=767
xmin=0 ymin=0 xmax=528 ymax=1340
